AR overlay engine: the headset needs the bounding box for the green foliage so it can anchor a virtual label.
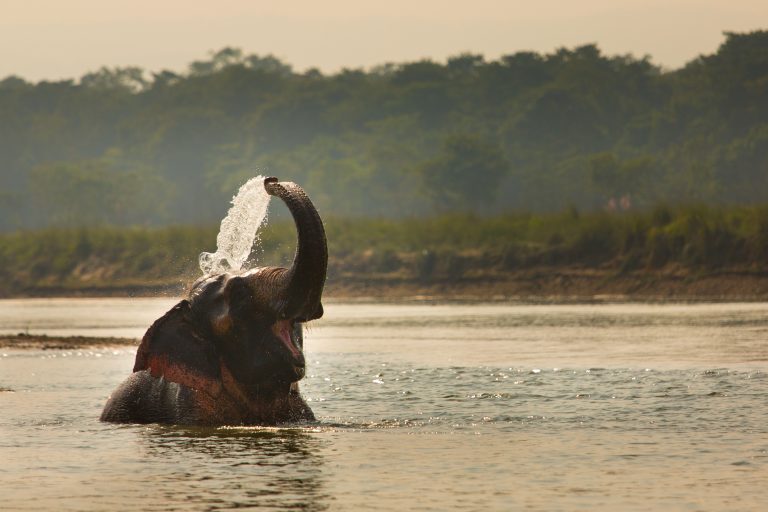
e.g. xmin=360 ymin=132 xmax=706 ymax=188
xmin=1 ymin=205 xmax=767 ymax=295
xmin=80 ymin=67 xmax=148 ymax=92
xmin=589 ymin=153 xmax=660 ymax=206
xmin=0 ymin=225 xmax=215 ymax=293
xmin=1 ymin=32 xmax=768 ymax=230
xmin=416 ymin=134 xmax=509 ymax=212
xmin=27 ymin=159 xmax=170 ymax=226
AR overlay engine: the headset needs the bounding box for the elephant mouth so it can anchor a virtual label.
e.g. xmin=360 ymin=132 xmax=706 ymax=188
xmin=271 ymin=319 xmax=305 ymax=379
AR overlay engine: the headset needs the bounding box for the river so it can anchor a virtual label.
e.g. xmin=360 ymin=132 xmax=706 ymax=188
xmin=1 ymin=299 xmax=767 ymax=510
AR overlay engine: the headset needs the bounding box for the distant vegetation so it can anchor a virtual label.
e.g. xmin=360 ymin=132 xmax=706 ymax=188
xmin=1 ymin=205 xmax=767 ymax=296
xmin=1 ymin=31 xmax=767 ymax=230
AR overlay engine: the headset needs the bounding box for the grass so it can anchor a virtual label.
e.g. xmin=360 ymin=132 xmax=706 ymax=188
xmin=1 ymin=204 xmax=767 ymax=295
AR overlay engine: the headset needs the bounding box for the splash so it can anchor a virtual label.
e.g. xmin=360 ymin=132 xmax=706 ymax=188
xmin=199 ymin=176 xmax=271 ymax=275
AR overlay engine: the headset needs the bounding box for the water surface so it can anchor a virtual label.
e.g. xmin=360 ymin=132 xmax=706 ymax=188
xmin=1 ymin=299 xmax=767 ymax=510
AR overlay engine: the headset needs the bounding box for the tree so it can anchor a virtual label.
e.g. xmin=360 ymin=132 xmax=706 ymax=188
xmin=28 ymin=159 xmax=169 ymax=226
xmin=80 ymin=67 xmax=148 ymax=92
xmin=0 ymin=75 xmax=29 ymax=90
xmin=416 ymin=134 xmax=509 ymax=213
xmin=589 ymin=153 xmax=660 ymax=208
xmin=1 ymin=32 xmax=768 ymax=228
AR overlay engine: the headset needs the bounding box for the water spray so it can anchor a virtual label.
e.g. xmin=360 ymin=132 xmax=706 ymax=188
xmin=198 ymin=175 xmax=271 ymax=275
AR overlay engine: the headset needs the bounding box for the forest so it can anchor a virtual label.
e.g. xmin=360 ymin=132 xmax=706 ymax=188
xmin=1 ymin=30 xmax=767 ymax=231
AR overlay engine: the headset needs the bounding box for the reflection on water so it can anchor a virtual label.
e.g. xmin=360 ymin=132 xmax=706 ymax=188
xmin=1 ymin=300 xmax=767 ymax=511
xmin=138 ymin=427 xmax=330 ymax=511
xmin=0 ymin=297 xmax=177 ymax=338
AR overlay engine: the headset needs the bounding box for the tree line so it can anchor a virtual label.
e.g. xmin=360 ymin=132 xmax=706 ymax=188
xmin=1 ymin=31 xmax=767 ymax=230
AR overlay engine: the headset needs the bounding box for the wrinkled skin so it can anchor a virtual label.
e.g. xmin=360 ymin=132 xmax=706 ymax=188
xmin=100 ymin=178 xmax=327 ymax=426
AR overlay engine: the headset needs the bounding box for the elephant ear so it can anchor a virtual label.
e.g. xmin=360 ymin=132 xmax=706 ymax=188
xmin=133 ymin=300 xmax=222 ymax=393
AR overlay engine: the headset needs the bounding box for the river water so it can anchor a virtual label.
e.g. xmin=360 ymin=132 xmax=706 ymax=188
xmin=1 ymin=299 xmax=766 ymax=510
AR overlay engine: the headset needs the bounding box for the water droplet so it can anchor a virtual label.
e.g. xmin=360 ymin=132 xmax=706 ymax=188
xmin=199 ymin=175 xmax=271 ymax=275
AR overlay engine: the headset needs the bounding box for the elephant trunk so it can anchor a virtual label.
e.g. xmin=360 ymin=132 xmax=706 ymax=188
xmin=264 ymin=177 xmax=327 ymax=321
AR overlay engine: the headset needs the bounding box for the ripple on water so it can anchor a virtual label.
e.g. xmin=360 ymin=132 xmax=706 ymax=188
xmin=2 ymin=302 xmax=768 ymax=511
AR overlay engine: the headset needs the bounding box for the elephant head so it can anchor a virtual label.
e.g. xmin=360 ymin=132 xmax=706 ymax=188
xmin=100 ymin=177 xmax=327 ymax=425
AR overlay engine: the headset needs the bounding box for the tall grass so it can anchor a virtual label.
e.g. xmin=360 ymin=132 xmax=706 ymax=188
xmin=1 ymin=205 xmax=767 ymax=294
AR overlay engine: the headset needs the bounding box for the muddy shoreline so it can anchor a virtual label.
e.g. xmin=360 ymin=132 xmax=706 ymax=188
xmin=6 ymin=268 xmax=768 ymax=302
xmin=3 ymin=268 xmax=768 ymax=351
xmin=0 ymin=333 xmax=139 ymax=350
xmin=332 ymin=268 xmax=768 ymax=302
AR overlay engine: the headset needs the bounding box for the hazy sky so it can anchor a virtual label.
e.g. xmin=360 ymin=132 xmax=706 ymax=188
xmin=2 ymin=0 xmax=766 ymax=81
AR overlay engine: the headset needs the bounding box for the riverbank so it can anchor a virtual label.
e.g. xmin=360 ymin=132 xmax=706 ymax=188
xmin=5 ymin=267 xmax=768 ymax=302
xmin=0 ymin=333 xmax=138 ymax=350
xmin=326 ymin=267 xmax=768 ymax=301
xmin=2 ymin=207 xmax=768 ymax=301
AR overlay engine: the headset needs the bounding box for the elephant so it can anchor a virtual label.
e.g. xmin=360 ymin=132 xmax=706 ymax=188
xmin=100 ymin=177 xmax=326 ymax=425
